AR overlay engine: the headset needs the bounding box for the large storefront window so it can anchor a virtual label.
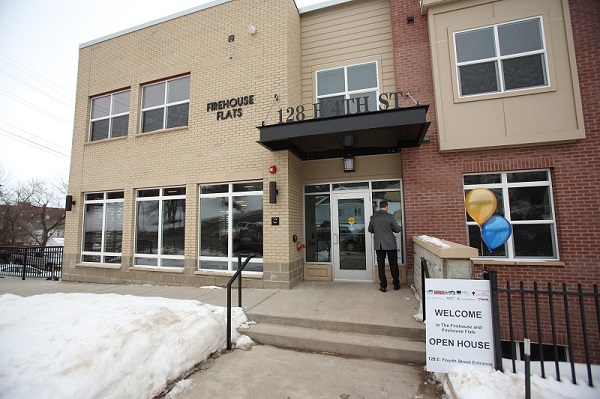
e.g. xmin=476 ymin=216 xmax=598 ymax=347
xmin=464 ymin=170 xmax=557 ymax=259
xmin=315 ymin=61 xmax=379 ymax=117
xmin=82 ymin=191 xmax=124 ymax=264
xmin=199 ymin=181 xmax=263 ymax=272
xmin=135 ymin=187 xmax=186 ymax=267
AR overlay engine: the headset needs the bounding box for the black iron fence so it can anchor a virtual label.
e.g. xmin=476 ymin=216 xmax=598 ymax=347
xmin=0 ymin=246 xmax=63 ymax=280
xmin=489 ymin=270 xmax=599 ymax=388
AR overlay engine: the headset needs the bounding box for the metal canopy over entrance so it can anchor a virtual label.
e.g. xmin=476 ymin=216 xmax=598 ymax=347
xmin=257 ymin=105 xmax=430 ymax=160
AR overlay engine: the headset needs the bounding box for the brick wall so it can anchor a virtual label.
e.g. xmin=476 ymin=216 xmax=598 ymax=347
xmin=389 ymin=0 xmax=599 ymax=362
xmin=64 ymin=0 xmax=303 ymax=289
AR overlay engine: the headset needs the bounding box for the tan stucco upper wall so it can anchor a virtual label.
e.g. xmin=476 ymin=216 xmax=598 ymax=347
xmin=426 ymin=0 xmax=585 ymax=151
xmin=303 ymin=153 xmax=403 ymax=184
xmin=300 ymin=0 xmax=396 ymax=117
xmin=66 ymin=0 xmax=302 ymax=262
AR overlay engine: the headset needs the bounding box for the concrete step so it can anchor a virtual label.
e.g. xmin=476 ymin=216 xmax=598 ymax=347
xmin=246 ymin=312 xmax=426 ymax=340
xmin=243 ymin=323 xmax=426 ymax=363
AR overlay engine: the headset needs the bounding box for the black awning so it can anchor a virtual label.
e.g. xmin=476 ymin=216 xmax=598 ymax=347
xmin=257 ymin=105 xmax=430 ymax=160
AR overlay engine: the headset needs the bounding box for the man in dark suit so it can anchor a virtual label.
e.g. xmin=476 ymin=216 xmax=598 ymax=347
xmin=368 ymin=200 xmax=402 ymax=292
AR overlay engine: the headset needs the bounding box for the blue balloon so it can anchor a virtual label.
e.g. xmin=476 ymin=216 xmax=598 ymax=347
xmin=481 ymin=216 xmax=512 ymax=251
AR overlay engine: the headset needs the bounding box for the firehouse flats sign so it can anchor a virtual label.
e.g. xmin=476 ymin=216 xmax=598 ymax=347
xmin=206 ymin=95 xmax=255 ymax=120
xmin=425 ymin=278 xmax=495 ymax=373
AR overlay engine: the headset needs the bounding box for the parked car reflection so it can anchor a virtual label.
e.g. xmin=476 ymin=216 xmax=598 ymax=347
xmin=233 ymin=227 xmax=263 ymax=255
xmin=341 ymin=232 xmax=365 ymax=252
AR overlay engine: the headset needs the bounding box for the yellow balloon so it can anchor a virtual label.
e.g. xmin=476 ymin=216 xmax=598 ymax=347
xmin=465 ymin=188 xmax=497 ymax=225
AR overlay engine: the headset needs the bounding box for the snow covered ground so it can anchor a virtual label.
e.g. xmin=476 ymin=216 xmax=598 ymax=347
xmin=443 ymin=359 xmax=599 ymax=399
xmin=0 ymin=291 xmax=598 ymax=398
xmin=0 ymin=292 xmax=251 ymax=399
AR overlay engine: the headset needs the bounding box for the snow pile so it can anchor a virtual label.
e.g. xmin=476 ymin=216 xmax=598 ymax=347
xmin=442 ymin=363 xmax=599 ymax=399
xmin=418 ymin=235 xmax=451 ymax=248
xmin=0 ymin=293 xmax=250 ymax=399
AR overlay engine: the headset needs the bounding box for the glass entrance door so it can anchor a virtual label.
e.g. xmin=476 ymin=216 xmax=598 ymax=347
xmin=331 ymin=192 xmax=372 ymax=281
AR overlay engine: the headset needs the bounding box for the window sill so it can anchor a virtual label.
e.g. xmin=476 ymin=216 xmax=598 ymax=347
xmin=76 ymin=263 xmax=122 ymax=269
xmin=453 ymin=84 xmax=555 ymax=104
xmin=130 ymin=266 xmax=185 ymax=273
xmin=85 ymin=135 xmax=128 ymax=145
xmin=137 ymin=125 xmax=188 ymax=137
xmin=194 ymin=270 xmax=263 ymax=279
xmin=472 ymin=259 xmax=565 ymax=268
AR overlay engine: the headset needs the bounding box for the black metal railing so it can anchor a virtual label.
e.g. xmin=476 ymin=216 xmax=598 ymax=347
xmin=489 ymin=270 xmax=599 ymax=388
xmin=0 ymin=246 xmax=63 ymax=280
xmin=421 ymin=257 xmax=430 ymax=321
xmin=226 ymin=255 xmax=255 ymax=350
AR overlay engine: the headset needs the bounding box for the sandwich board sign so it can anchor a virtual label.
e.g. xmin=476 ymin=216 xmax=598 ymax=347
xmin=425 ymin=278 xmax=494 ymax=373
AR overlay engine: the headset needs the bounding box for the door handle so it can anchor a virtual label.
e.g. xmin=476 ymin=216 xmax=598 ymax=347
xmin=333 ymin=233 xmax=338 ymax=244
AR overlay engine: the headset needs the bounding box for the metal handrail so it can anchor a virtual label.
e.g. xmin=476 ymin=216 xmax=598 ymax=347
xmin=421 ymin=257 xmax=430 ymax=321
xmin=226 ymin=255 xmax=255 ymax=350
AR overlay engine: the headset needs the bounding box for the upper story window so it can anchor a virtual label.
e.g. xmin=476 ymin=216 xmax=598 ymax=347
xmin=141 ymin=76 xmax=190 ymax=133
xmin=454 ymin=16 xmax=548 ymax=97
xmin=464 ymin=170 xmax=557 ymax=260
xmin=315 ymin=62 xmax=378 ymax=118
xmin=90 ymin=90 xmax=130 ymax=141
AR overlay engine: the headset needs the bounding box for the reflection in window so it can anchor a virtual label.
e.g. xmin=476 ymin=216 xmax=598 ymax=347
xmin=463 ymin=170 xmax=557 ymax=259
xmin=82 ymin=191 xmax=124 ymax=263
xmin=199 ymin=182 xmax=263 ymax=272
xmin=305 ymin=195 xmax=331 ymax=262
xmin=89 ymin=90 xmax=130 ymax=141
xmin=454 ymin=17 xmax=548 ymax=96
xmin=372 ymin=180 xmax=404 ymax=264
xmin=303 ymin=180 xmax=405 ymax=265
xmin=141 ymin=76 xmax=190 ymax=133
xmin=135 ymin=187 xmax=186 ymax=267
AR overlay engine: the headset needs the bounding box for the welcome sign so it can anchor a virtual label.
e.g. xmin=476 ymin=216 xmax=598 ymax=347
xmin=425 ymin=278 xmax=494 ymax=373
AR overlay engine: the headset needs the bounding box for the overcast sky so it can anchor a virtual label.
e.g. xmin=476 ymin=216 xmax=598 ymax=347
xmin=0 ymin=0 xmax=324 ymax=187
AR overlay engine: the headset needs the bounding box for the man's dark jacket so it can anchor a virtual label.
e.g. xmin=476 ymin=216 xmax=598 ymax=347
xmin=368 ymin=210 xmax=402 ymax=250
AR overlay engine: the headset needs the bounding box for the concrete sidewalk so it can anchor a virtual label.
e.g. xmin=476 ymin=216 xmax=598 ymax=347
xmin=0 ymin=277 xmax=441 ymax=398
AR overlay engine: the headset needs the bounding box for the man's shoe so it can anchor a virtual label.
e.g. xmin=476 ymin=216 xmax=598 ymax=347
xmin=393 ymin=285 xmax=401 ymax=291
xmin=379 ymin=287 xmax=386 ymax=292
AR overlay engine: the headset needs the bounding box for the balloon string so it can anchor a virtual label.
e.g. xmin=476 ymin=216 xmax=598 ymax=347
xmin=479 ymin=224 xmax=484 ymax=256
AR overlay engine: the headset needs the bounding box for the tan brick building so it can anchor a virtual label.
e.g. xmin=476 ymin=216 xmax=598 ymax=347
xmin=64 ymin=0 xmax=598 ymax=306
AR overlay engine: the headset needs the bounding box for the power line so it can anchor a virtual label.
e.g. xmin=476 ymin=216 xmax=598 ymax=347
xmin=0 ymin=69 xmax=74 ymax=108
xmin=0 ymin=52 xmax=74 ymax=100
xmin=0 ymin=89 xmax=72 ymax=125
xmin=0 ymin=121 xmax=70 ymax=152
xmin=0 ymin=128 xmax=70 ymax=160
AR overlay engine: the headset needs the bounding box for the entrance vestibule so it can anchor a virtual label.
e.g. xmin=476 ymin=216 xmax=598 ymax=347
xmin=304 ymin=179 xmax=404 ymax=282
